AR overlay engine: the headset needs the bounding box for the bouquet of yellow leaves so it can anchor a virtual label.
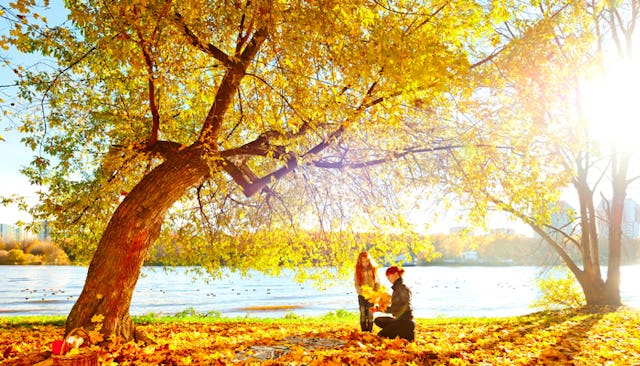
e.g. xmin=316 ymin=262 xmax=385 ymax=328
xmin=360 ymin=285 xmax=391 ymax=311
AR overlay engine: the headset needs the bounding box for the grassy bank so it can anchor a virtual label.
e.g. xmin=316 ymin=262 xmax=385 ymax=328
xmin=1 ymin=306 xmax=639 ymax=365
xmin=0 ymin=307 xmax=359 ymax=326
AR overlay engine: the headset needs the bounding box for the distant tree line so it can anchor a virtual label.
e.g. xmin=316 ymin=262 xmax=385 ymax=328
xmin=145 ymin=230 xmax=640 ymax=267
xmin=0 ymin=239 xmax=70 ymax=265
xmin=427 ymin=233 xmax=640 ymax=266
xmin=4 ymin=232 xmax=637 ymax=267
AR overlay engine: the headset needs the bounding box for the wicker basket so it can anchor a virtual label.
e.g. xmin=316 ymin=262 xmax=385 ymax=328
xmin=52 ymin=328 xmax=98 ymax=366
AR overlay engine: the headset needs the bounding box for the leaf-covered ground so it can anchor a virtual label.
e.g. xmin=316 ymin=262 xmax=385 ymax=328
xmin=1 ymin=307 xmax=639 ymax=365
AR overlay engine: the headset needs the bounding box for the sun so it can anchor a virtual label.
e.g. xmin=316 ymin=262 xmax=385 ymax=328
xmin=581 ymin=58 xmax=640 ymax=152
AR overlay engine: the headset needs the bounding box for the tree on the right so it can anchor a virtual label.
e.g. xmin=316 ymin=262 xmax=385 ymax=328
xmin=437 ymin=0 xmax=640 ymax=306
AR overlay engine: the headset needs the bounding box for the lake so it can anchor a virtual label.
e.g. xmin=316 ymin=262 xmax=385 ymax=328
xmin=1 ymin=265 xmax=638 ymax=318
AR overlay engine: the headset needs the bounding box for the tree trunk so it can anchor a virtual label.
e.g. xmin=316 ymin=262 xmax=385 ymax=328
xmin=571 ymin=230 xmax=622 ymax=306
xmin=66 ymin=146 xmax=210 ymax=340
xmin=575 ymin=270 xmax=620 ymax=305
xmin=605 ymin=198 xmax=623 ymax=306
xmin=604 ymin=152 xmax=629 ymax=307
xmin=574 ymin=231 xmax=621 ymax=306
xmin=566 ymin=154 xmax=623 ymax=308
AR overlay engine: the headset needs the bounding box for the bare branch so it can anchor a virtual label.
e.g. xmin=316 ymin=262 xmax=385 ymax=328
xmin=628 ymin=174 xmax=640 ymax=185
xmin=132 ymin=14 xmax=161 ymax=147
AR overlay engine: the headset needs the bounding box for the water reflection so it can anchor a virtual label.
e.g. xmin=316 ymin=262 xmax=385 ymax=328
xmin=0 ymin=265 xmax=638 ymax=317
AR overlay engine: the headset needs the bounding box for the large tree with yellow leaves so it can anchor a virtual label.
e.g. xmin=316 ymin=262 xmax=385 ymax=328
xmin=2 ymin=0 xmax=509 ymax=339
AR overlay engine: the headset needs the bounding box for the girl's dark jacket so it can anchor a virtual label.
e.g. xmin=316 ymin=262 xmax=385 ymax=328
xmin=385 ymin=277 xmax=413 ymax=321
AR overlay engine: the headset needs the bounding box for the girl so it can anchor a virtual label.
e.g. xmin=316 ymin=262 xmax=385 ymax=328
xmin=354 ymin=251 xmax=381 ymax=332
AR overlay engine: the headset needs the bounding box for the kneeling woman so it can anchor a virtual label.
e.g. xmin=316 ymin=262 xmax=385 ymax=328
xmin=373 ymin=266 xmax=415 ymax=341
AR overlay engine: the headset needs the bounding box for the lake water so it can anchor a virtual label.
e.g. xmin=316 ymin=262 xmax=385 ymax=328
xmin=1 ymin=265 xmax=638 ymax=318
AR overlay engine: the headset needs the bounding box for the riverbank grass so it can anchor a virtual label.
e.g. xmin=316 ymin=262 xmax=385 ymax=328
xmin=1 ymin=306 xmax=639 ymax=365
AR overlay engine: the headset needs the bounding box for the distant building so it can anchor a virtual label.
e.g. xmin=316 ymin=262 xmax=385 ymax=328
xmin=526 ymin=200 xmax=576 ymax=241
xmin=460 ymin=250 xmax=479 ymax=262
xmin=0 ymin=223 xmax=16 ymax=242
xmin=549 ymin=200 xmax=575 ymax=236
xmin=449 ymin=226 xmax=470 ymax=234
xmin=490 ymin=228 xmax=516 ymax=236
xmin=37 ymin=221 xmax=51 ymax=241
xmin=597 ymin=198 xmax=640 ymax=239
xmin=0 ymin=223 xmax=40 ymax=243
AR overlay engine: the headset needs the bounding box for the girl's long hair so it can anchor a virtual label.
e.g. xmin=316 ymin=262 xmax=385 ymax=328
xmin=355 ymin=251 xmax=379 ymax=286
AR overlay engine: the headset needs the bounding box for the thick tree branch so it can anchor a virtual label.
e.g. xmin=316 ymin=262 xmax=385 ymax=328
xmin=221 ymin=124 xmax=345 ymax=197
xmin=145 ymin=140 xmax=187 ymax=157
xmin=173 ymin=12 xmax=232 ymax=66
xmin=243 ymin=157 xmax=299 ymax=197
xmin=219 ymin=157 xmax=252 ymax=189
xmin=220 ymin=131 xmax=289 ymax=159
xmin=199 ymin=25 xmax=269 ymax=144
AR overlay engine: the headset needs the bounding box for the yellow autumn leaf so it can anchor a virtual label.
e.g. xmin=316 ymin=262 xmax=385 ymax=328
xmin=65 ymin=347 xmax=80 ymax=356
xmin=91 ymin=314 xmax=105 ymax=323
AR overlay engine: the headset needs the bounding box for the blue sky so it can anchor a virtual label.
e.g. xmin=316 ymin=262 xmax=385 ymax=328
xmin=0 ymin=1 xmax=68 ymax=224
xmin=0 ymin=129 xmax=35 ymax=224
xmin=0 ymin=75 xmax=39 ymax=224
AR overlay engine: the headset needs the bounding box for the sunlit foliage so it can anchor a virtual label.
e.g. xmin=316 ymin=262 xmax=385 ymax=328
xmin=2 ymin=0 xmax=506 ymax=276
xmin=533 ymin=267 xmax=586 ymax=310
